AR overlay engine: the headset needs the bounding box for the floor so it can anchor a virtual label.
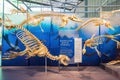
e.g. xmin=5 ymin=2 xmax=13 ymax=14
xmin=0 ymin=66 xmax=119 ymax=80
xmin=101 ymin=63 xmax=120 ymax=79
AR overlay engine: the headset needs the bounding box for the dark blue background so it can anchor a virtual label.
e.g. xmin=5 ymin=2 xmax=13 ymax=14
xmin=2 ymin=20 xmax=120 ymax=66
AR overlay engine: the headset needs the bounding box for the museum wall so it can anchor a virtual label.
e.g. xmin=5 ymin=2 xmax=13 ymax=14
xmin=0 ymin=0 xmax=120 ymax=66
xmin=1 ymin=15 xmax=120 ymax=66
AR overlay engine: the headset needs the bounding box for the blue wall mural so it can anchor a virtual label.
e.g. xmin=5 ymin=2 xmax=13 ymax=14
xmin=2 ymin=18 xmax=120 ymax=66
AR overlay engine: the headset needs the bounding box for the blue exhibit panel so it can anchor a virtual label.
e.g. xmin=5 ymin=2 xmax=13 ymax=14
xmin=78 ymin=27 xmax=101 ymax=65
xmin=2 ymin=19 xmax=120 ymax=66
xmin=29 ymin=32 xmax=60 ymax=66
xmin=47 ymin=32 xmax=60 ymax=66
xmin=100 ymin=26 xmax=120 ymax=63
xmin=60 ymin=38 xmax=74 ymax=59
xmin=82 ymin=55 xmax=100 ymax=66
xmin=100 ymin=40 xmax=118 ymax=63
xmin=29 ymin=31 xmax=50 ymax=66
xmin=47 ymin=48 xmax=60 ymax=66
xmin=50 ymin=32 xmax=59 ymax=48
xmin=2 ymin=34 xmax=28 ymax=66
xmin=29 ymin=57 xmax=45 ymax=66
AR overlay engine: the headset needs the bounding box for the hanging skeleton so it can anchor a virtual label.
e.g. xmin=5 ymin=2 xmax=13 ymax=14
xmin=75 ymin=18 xmax=114 ymax=31
xmin=10 ymin=7 xmax=83 ymax=27
xmin=2 ymin=25 xmax=70 ymax=66
xmin=107 ymin=60 xmax=120 ymax=65
xmin=83 ymin=34 xmax=120 ymax=57
xmin=20 ymin=12 xmax=83 ymax=28
xmin=1 ymin=10 xmax=84 ymax=66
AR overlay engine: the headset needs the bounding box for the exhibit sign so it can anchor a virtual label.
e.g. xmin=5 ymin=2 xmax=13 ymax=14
xmin=74 ymin=38 xmax=82 ymax=63
xmin=59 ymin=30 xmax=79 ymax=64
xmin=60 ymin=38 xmax=74 ymax=63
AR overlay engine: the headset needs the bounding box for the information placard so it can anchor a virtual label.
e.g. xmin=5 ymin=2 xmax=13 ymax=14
xmin=60 ymin=39 xmax=74 ymax=60
xmin=74 ymin=38 xmax=82 ymax=63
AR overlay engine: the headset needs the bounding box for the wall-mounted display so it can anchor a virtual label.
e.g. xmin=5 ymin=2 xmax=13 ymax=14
xmin=0 ymin=4 xmax=120 ymax=66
